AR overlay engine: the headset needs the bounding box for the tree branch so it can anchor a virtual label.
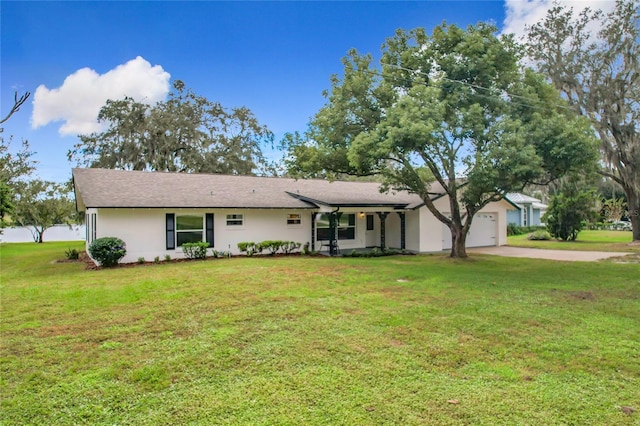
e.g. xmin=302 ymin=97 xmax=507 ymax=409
xmin=0 ymin=91 xmax=31 ymax=129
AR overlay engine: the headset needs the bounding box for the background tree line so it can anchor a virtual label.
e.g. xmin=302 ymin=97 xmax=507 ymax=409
xmin=68 ymin=80 xmax=276 ymax=176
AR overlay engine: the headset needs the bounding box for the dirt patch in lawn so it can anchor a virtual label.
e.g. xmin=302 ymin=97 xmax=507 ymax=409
xmin=565 ymin=291 xmax=596 ymax=301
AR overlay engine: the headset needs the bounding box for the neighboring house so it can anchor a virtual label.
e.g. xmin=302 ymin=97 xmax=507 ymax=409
xmin=505 ymin=192 xmax=548 ymax=227
xmin=72 ymin=168 xmax=513 ymax=263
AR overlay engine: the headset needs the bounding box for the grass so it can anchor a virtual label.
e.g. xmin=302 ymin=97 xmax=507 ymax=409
xmin=508 ymin=230 xmax=639 ymax=252
xmin=1 ymin=241 xmax=639 ymax=425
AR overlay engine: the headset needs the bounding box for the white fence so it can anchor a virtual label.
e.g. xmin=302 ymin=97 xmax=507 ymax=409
xmin=0 ymin=224 xmax=85 ymax=243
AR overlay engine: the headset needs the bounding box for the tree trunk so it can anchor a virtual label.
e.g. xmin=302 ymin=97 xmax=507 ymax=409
xmin=449 ymin=224 xmax=468 ymax=258
xmin=34 ymin=227 xmax=44 ymax=243
xmin=626 ymin=188 xmax=640 ymax=243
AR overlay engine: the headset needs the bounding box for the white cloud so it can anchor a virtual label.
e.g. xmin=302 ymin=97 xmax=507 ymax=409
xmin=502 ymin=0 xmax=616 ymax=40
xmin=32 ymin=56 xmax=170 ymax=136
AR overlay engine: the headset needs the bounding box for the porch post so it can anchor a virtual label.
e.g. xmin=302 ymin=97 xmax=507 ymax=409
xmin=397 ymin=212 xmax=406 ymax=250
xmin=377 ymin=212 xmax=389 ymax=250
xmin=331 ymin=212 xmax=342 ymax=256
xmin=311 ymin=212 xmax=317 ymax=251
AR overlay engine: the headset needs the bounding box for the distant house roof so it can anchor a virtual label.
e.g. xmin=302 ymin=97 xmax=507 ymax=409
xmin=506 ymin=192 xmax=541 ymax=204
xmin=72 ymin=168 xmax=430 ymax=211
xmin=505 ymin=192 xmax=547 ymax=210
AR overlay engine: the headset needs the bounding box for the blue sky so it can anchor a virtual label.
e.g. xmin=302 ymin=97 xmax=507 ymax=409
xmin=1 ymin=1 xmax=593 ymax=182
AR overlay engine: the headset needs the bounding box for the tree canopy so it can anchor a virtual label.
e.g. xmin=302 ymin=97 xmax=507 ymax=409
xmin=526 ymin=0 xmax=640 ymax=242
xmin=69 ymin=81 xmax=276 ymax=176
xmin=545 ymin=181 xmax=598 ymax=241
xmin=284 ymin=22 xmax=598 ymax=257
xmin=12 ymin=179 xmax=76 ymax=243
xmin=0 ymin=137 xmax=37 ymax=227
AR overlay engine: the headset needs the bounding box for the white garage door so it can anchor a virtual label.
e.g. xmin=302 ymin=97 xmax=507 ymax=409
xmin=442 ymin=213 xmax=497 ymax=250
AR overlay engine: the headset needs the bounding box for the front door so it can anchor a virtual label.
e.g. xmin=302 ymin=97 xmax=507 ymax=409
xmin=365 ymin=214 xmax=377 ymax=247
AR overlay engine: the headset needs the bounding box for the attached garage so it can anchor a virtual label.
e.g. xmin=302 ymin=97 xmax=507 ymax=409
xmin=442 ymin=212 xmax=497 ymax=249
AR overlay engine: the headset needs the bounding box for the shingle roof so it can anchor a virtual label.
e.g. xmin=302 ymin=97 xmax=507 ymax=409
xmin=506 ymin=192 xmax=541 ymax=205
xmin=72 ymin=168 xmax=428 ymax=210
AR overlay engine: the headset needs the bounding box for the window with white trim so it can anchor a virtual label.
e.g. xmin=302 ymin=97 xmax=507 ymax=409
xmin=287 ymin=213 xmax=302 ymax=225
xmin=176 ymin=215 xmax=204 ymax=246
xmin=226 ymin=214 xmax=244 ymax=226
xmin=316 ymin=213 xmax=356 ymax=240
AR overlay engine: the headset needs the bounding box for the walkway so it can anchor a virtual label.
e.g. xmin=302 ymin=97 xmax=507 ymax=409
xmin=468 ymin=246 xmax=631 ymax=262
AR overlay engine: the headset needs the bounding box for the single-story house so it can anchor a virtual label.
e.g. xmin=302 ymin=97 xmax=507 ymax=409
xmin=72 ymin=168 xmax=513 ymax=263
xmin=505 ymin=192 xmax=548 ymax=227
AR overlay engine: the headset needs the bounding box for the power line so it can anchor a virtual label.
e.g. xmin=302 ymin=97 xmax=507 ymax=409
xmin=355 ymin=63 xmax=576 ymax=113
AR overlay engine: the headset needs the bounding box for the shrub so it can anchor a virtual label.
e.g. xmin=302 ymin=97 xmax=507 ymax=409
xmin=527 ymin=230 xmax=552 ymax=240
xmin=182 ymin=242 xmax=209 ymax=259
xmin=153 ymin=256 xmax=161 ymax=264
xmin=65 ymin=248 xmax=79 ymax=260
xmin=88 ymin=237 xmax=126 ymax=267
xmin=261 ymin=240 xmax=283 ymax=255
xmin=137 ymin=257 xmax=146 ymax=264
xmin=164 ymin=254 xmax=171 ymax=262
xmin=281 ymin=241 xmax=301 ymax=254
xmin=507 ymin=223 xmax=521 ymax=236
xmin=508 ymin=224 xmax=546 ymax=236
xmin=545 ymin=187 xmax=597 ymax=241
xmin=343 ymin=248 xmax=405 ymax=258
xmin=238 ymin=242 xmax=262 ymax=256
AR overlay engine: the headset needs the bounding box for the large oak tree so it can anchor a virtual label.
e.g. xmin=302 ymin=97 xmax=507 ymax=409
xmin=526 ymin=0 xmax=640 ymax=242
xmin=284 ymin=22 xmax=597 ymax=258
xmin=69 ymin=81 xmax=275 ymax=175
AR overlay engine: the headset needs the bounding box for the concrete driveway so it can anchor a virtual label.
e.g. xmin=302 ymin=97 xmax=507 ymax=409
xmin=468 ymin=246 xmax=631 ymax=262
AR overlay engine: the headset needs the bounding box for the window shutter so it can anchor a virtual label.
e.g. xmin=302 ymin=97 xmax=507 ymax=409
xmin=205 ymin=213 xmax=214 ymax=247
xmin=166 ymin=213 xmax=175 ymax=250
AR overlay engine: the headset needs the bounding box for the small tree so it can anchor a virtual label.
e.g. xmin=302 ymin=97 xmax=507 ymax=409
xmin=0 ymin=138 xmax=37 ymax=228
xmin=12 ymin=179 xmax=76 ymax=243
xmin=544 ymin=185 xmax=598 ymax=241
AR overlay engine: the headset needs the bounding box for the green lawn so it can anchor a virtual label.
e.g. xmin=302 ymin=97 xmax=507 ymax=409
xmin=508 ymin=230 xmax=639 ymax=252
xmin=1 ymin=242 xmax=639 ymax=425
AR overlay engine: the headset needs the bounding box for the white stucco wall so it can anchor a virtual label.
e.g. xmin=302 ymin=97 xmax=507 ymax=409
xmin=491 ymin=201 xmax=509 ymax=246
xmin=417 ymin=206 xmax=447 ymax=252
xmin=92 ymin=208 xmax=313 ymax=263
xmin=404 ymin=209 xmax=421 ymax=252
xmin=85 ymin=198 xmax=509 ymax=262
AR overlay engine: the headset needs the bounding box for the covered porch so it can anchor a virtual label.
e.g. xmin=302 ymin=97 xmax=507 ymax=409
xmin=310 ymin=209 xmax=410 ymax=256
